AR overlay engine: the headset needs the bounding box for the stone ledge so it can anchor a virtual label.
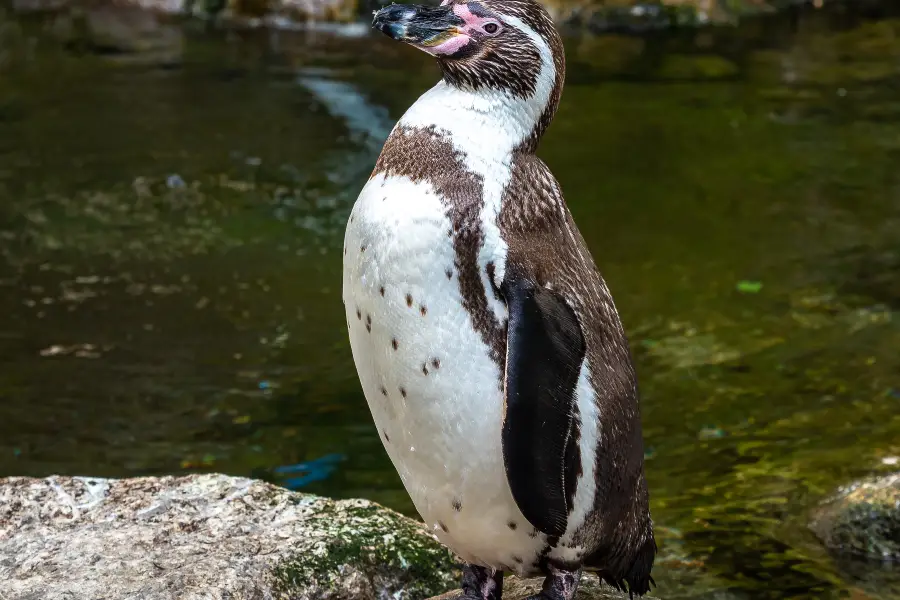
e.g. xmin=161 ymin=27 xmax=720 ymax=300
xmin=0 ymin=474 xmax=458 ymax=600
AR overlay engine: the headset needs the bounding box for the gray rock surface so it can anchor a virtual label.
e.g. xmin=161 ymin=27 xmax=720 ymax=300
xmin=809 ymin=471 xmax=900 ymax=560
xmin=428 ymin=575 xmax=660 ymax=600
xmin=0 ymin=474 xmax=458 ymax=600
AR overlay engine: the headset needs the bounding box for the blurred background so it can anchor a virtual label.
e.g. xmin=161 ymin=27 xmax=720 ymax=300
xmin=1 ymin=0 xmax=899 ymax=597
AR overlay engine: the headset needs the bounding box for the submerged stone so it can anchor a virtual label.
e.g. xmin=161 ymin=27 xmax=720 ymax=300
xmin=809 ymin=472 xmax=900 ymax=561
xmin=0 ymin=474 xmax=458 ymax=600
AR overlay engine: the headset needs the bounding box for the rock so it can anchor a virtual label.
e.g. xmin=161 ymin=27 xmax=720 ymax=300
xmin=6 ymin=0 xmax=809 ymax=29
xmin=428 ymin=575 xmax=661 ymax=600
xmin=809 ymin=472 xmax=900 ymax=561
xmin=10 ymin=0 xmax=360 ymax=25
xmin=544 ymin=0 xmax=779 ymax=33
xmin=0 ymin=474 xmax=458 ymax=600
xmin=62 ymin=6 xmax=184 ymax=60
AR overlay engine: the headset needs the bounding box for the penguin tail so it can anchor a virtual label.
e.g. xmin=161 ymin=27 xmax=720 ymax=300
xmin=585 ymin=532 xmax=657 ymax=598
xmin=623 ymin=534 xmax=657 ymax=598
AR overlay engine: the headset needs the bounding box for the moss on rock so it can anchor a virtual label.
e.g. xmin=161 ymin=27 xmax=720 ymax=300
xmin=273 ymin=501 xmax=458 ymax=600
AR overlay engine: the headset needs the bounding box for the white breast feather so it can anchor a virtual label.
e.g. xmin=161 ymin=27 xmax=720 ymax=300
xmin=344 ymin=173 xmax=546 ymax=573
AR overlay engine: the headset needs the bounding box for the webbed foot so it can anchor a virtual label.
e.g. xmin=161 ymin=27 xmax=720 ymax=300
xmin=459 ymin=564 xmax=504 ymax=600
xmin=524 ymin=565 xmax=581 ymax=600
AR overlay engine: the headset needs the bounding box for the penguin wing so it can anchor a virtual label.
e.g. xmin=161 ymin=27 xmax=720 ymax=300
xmin=499 ymin=257 xmax=587 ymax=539
xmin=498 ymin=154 xmax=655 ymax=584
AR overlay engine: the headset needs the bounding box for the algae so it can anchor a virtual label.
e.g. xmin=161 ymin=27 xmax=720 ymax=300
xmin=273 ymin=503 xmax=459 ymax=600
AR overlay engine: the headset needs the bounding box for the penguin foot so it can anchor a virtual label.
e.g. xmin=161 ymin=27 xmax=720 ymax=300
xmin=459 ymin=564 xmax=504 ymax=600
xmin=525 ymin=565 xmax=581 ymax=600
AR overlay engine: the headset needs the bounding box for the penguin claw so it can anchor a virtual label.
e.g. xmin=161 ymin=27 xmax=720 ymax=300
xmin=525 ymin=566 xmax=582 ymax=600
xmin=459 ymin=564 xmax=504 ymax=600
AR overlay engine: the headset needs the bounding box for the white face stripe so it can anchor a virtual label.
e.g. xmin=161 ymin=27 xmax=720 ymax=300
xmin=497 ymin=13 xmax=557 ymax=133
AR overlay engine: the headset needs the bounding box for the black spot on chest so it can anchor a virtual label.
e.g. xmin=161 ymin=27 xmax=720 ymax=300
xmin=372 ymin=126 xmax=506 ymax=373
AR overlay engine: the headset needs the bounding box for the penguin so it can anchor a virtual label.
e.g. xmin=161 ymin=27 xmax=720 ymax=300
xmin=341 ymin=1 xmax=656 ymax=599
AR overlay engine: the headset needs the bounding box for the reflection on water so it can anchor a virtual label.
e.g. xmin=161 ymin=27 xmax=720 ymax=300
xmin=1 ymin=2 xmax=900 ymax=599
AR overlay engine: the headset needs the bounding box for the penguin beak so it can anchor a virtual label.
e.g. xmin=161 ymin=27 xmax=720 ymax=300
xmin=372 ymin=4 xmax=465 ymax=49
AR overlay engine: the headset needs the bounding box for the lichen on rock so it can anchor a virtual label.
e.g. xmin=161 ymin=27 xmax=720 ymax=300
xmin=809 ymin=472 xmax=900 ymax=561
xmin=0 ymin=474 xmax=458 ymax=600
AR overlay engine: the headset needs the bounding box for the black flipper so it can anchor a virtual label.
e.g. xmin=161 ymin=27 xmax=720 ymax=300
xmin=500 ymin=272 xmax=586 ymax=538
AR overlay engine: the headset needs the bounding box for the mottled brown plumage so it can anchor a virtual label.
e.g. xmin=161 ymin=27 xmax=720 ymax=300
xmin=373 ymin=126 xmax=507 ymax=371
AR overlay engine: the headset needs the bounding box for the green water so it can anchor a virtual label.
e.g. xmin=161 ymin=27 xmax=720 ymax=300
xmin=2 ymin=2 xmax=900 ymax=598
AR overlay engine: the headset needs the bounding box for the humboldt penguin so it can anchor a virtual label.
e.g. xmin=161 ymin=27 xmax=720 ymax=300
xmin=341 ymin=0 xmax=656 ymax=598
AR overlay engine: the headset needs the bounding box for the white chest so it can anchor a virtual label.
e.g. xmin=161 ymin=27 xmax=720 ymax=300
xmin=341 ymin=173 xmax=546 ymax=573
xmin=342 ymin=172 xmax=504 ymax=452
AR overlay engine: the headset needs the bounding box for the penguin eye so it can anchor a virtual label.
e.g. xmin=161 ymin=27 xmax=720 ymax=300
xmin=482 ymin=21 xmax=500 ymax=35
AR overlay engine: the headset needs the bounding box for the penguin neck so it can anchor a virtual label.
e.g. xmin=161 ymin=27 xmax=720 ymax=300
xmin=395 ymin=38 xmax=560 ymax=175
xmin=396 ymin=81 xmax=545 ymax=168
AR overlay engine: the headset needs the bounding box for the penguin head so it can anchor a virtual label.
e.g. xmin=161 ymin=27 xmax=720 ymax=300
xmin=372 ymin=0 xmax=564 ymax=103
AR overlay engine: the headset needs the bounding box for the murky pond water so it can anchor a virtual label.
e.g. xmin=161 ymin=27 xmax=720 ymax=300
xmin=2 ymin=1 xmax=900 ymax=598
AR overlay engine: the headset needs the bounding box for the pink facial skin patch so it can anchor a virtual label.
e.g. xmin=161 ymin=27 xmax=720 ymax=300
xmin=452 ymin=2 xmax=491 ymax=29
xmin=421 ymin=30 xmax=472 ymax=56
xmin=419 ymin=2 xmax=498 ymax=56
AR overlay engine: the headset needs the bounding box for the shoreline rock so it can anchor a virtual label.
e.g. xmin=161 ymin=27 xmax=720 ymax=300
xmin=809 ymin=471 xmax=900 ymax=561
xmin=0 ymin=474 xmax=458 ymax=600
xmin=0 ymin=474 xmax=661 ymax=600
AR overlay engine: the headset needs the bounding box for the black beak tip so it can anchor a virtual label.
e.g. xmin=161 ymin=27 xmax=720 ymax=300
xmin=373 ymin=4 xmax=415 ymax=27
xmin=372 ymin=3 xmax=459 ymax=43
xmin=371 ymin=7 xmax=384 ymax=28
xmin=372 ymin=4 xmax=411 ymax=40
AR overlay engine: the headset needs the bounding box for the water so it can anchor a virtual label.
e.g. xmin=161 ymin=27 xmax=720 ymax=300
xmin=1 ymin=2 xmax=900 ymax=598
